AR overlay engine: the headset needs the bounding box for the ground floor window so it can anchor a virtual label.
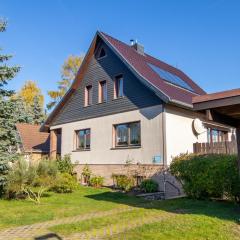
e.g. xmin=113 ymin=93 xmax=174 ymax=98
xmin=76 ymin=128 xmax=91 ymax=150
xmin=114 ymin=121 xmax=141 ymax=147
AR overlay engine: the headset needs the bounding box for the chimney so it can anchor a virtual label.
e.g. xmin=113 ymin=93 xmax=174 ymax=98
xmin=130 ymin=39 xmax=144 ymax=55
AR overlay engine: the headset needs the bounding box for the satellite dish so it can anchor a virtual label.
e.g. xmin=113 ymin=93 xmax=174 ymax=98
xmin=193 ymin=118 xmax=205 ymax=135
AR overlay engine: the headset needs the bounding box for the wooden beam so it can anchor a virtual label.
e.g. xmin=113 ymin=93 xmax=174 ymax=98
xmin=210 ymin=110 xmax=239 ymax=127
xmin=206 ymin=110 xmax=213 ymax=121
xmin=236 ymin=127 xmax=240 ymax=177
xmin=193 ymin=95 xmax=240 ymax=111
xmin=50 ymin=130 xmax=57 ymax=160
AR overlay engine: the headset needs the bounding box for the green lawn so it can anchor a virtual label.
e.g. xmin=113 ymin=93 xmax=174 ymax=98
xmin=0 ymin=186 xmax=239 ymax=239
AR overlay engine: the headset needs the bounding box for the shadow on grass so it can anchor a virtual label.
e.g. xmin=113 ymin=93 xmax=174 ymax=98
xmin=85 ymin=191 xmax=240 ymax=223
xmin=35 ymin=233 xmax=62 ymax=240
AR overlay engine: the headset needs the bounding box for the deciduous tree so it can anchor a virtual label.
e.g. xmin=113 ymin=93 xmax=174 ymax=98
xmin=17 ymin=80 xmax=44 ymax=109
xmin=47 ymin=55 xmax=83 ymax=110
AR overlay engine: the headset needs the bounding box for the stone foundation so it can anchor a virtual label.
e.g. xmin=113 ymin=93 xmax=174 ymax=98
xmin=74 ymin=164 xmax=164 ymax=186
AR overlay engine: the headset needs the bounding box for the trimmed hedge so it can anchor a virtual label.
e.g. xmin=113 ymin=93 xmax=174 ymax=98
xmin=170 ymin=154 xmax=240 ymax=203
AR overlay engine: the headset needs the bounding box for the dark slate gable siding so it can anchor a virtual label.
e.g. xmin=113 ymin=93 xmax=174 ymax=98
xmin=51 ymin=40 xmax=162 ymax=126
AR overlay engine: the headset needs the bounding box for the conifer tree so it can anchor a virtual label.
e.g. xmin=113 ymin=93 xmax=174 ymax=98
xmin=31 ymin=95 xmax=45 ymax=124
xmin=0 ymin=20 xmax=20 ymax=97
xmin=0 ymin=19 xmax=20 ymax=196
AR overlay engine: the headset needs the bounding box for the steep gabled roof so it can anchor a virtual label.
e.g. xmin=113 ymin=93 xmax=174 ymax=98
xmin=100 ymin=32 xmax=205 ymax=105
xmin=16 ymin=123 xmax=50 ymax=153
xmin=41 ymin=31 xmax=206 ymax=131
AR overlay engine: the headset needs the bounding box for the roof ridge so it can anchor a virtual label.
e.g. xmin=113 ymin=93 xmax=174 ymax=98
xmin=101 ymin=32 xmax=187 ymax=75
xmin=101 ymin=31 xmax=206 ymax=95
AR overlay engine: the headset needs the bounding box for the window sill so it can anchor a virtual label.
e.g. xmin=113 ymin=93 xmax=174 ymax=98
xmin=112 ymin=96 xmax=125 ymax=101
xmin=83 ymin=105 xmax=93 ymax=108
xmin=110 ymin=146 xmax=141 ymax=150
xmin=96 ymin=101 xmax=107 ymax=105
xmin=72 ymin=149 xmax=91 ymax=152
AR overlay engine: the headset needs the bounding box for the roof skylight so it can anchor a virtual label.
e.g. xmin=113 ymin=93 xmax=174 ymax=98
xmin=147 ymin=63 xmax=194 ymax=92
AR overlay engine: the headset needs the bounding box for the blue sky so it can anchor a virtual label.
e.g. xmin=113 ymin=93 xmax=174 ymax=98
xmin=1 ymin=0 xmax=240 ymax=107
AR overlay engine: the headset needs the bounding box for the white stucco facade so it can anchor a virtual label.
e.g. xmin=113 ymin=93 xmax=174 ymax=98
xmin=51 ymin=103 xmax=233 ymax=167
xmin=51 ymin=105 xmax=164 ymax=165
xmin=165 ymin=105 xmax=208 ymax=164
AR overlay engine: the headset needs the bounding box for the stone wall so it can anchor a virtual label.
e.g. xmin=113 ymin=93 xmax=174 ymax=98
xmin=74 ymin=164 xmax=163 ymax=186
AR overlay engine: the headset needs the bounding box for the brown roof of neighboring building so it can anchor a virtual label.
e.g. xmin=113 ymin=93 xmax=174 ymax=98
xmin=192 ymin=88 xmax=240 ymax=103
xmin=16 ymin=123 xmax=50 ymax=153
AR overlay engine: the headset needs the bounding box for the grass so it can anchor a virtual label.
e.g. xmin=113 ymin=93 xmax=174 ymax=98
xmin=49 ymin=209 xmax=151 ymax=234
xmin=0 ymin=186 xmax=144 ymax=230
xmin=0 ymin=186 xmax=239 ymax=239
xmin=106 ymin=214 xmax=240 ymax=240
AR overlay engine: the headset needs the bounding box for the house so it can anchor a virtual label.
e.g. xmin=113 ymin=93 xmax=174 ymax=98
xmin=16 ymin=123 xmax=61 ymax=162
xmin=40 ymin=31 xmax=235 ymax=185
xmin=16 ymin=123 xmax=50 ymax=162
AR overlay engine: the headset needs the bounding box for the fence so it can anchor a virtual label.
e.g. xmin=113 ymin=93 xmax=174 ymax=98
xmin=193 ymin=141 xmax=238 ymax=155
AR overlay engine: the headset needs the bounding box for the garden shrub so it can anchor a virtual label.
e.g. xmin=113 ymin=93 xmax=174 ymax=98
xmin=56 ymin=154 xmax=73 ymax=174
xmin=6 ymin=157 xmax=60 ymax=203
xmin=36 ymin=159 xmax=58 ymax=178
xmin=6 ymin=158 xmax=37 ymax=199
xmin=113 ymin=175 xmax=135 ymax=191
xmin=50 ymin=173 xmax=78 ymax=193
xmin=170 ymin=154 xmax=240 ymax=203
xmin=140 ymin=179 xmax=158 ymax=193
xmin=90 ymin=176 xmax=104 ymax=188
xmin=81 ymin=164 xmax=91 ymax=185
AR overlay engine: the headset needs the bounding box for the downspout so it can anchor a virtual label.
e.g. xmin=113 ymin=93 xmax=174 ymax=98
xmin=162 ymin=104 xmax=167 ymax=167
xmin=162 ymin=104 xmax=167 ymax=199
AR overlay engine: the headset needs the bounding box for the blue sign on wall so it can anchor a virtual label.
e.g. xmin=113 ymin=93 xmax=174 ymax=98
xmin=152 ymin=155 xmax=162 ymax=164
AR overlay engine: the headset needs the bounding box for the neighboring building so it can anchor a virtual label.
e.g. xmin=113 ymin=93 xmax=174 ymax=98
xmin=16 ymin=123 xmax=50 ymax=162
xmin=40 ymin=31 xmax=234 ymax=187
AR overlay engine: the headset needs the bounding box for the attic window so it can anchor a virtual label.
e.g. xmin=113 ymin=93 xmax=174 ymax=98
xmin=97 ymin=47 xmax=106 ymax=59
xmin=85 ymin=85 xmax=92 ymax=106
xmin=114 ymin=75 xmax=124 ymax=98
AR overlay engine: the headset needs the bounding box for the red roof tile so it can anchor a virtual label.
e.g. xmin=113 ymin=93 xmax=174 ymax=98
xmin=16 ymin=123 xmax=50 ymax=153
xmin=100 ymin=32 xmax=206 ymax=106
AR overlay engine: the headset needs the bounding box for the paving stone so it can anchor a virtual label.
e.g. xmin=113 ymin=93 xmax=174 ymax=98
xmin=0 ymin=203 xmax=175 ymax=240
xmin=0 ymin=206 xmax=134 ymax=240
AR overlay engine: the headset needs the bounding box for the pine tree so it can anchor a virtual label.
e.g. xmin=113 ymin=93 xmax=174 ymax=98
xmin=0 ymin=19 xmax=20 ymax=196
xmin=0 ymin=20 xmax=20 ymax=97
xmin=31 ymin=95 xmax=45 ymax=124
